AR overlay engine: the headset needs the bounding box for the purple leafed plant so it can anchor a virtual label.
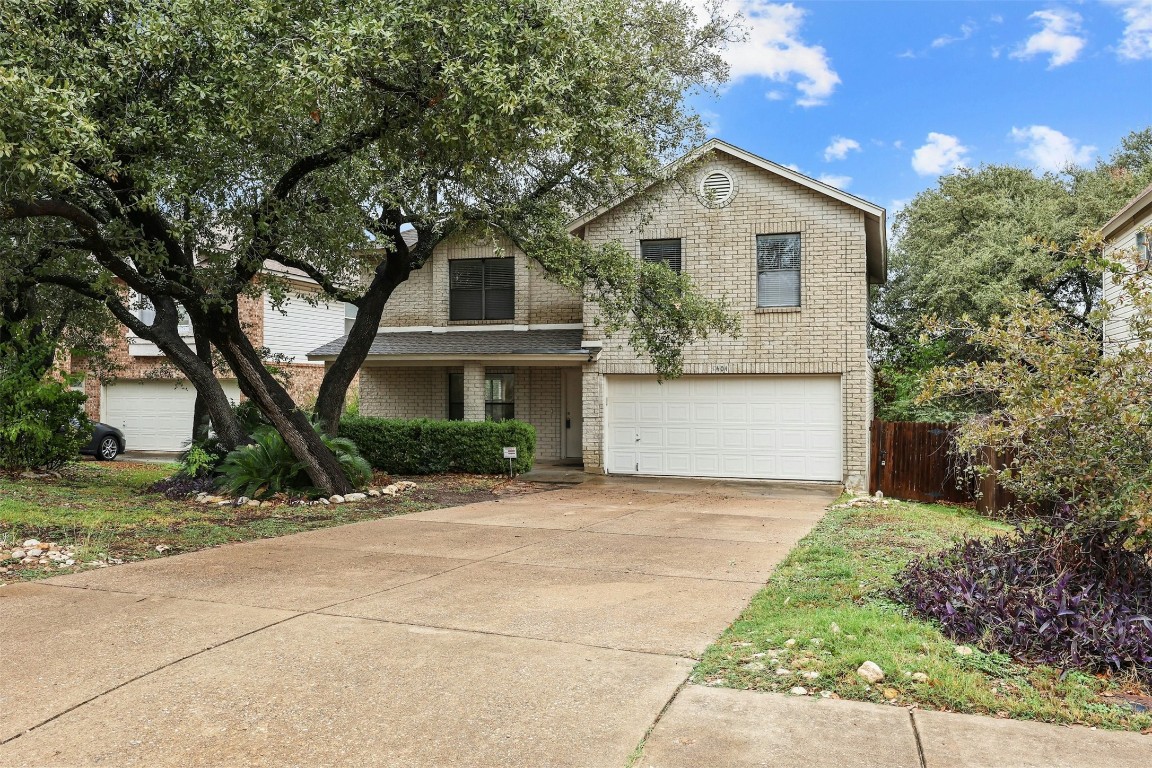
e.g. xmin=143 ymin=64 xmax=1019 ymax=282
xmin=891 ymin=526 xmax=1152 ymax=681
xmin=147 ymin=473 xmax=217 ymax=499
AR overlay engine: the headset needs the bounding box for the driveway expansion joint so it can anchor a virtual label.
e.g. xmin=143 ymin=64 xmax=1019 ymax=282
xmin=909 ymin=710 xmax=928 ymax=768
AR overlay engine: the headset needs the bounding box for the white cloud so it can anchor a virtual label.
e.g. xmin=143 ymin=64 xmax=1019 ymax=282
xmin=823 ymin=136 xmax=861 ymax=161
xmin=1011 ymin=9 xmax=1086 ymax=68
xmin=932 ymin=21 xmax=977 ymax=48
xmin=1109 ymin=0 xmax=1152 ymax=59
xmin=701 ymin=110 xmax=722 ymax=136
xmin=911 ymin=133 xmax=970 ymax=176
xmin=817 ymin=174 xmax=852 ymax=189
xmin=695 ymin=1 xmax=841 ymax=106
xmin=765 ymin=90 xmax=786 ymax=100
xmin=1010 ymin=125 xmax=1097 ymax=172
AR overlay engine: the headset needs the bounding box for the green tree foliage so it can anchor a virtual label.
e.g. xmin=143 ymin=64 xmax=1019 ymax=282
xmin=0 ymin=337 xmax=89 ymax=471
xmin=871 ymin=128 xmax=1152 ymax=420
xmin=919 ymin=233 xmax=1152 ymax=553
xmin=0 ymin=0 xmax=738 ymax=493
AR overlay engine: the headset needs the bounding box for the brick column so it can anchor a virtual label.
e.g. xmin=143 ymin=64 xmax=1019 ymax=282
xmin=463 ymin=362 xmax=486 ymax=422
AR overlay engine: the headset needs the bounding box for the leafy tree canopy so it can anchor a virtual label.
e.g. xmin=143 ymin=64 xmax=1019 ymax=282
xmin=870 ymin=128 xmax=1152 ymax=421
xmin=0 ymin=0 xmax=738 ymax=493
xmin=874 ymin=128 xmax=1152 ymax=363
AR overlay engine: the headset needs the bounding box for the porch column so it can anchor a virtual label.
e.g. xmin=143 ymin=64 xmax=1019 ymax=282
xmin=463 ymin=362 xmax=486 ymax=422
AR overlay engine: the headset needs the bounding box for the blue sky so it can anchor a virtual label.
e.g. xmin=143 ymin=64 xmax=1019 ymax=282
xmin=690 ymin=1 xmax=1152 ymax=215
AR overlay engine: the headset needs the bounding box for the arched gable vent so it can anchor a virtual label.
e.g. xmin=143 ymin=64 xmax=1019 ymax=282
xmin=699 ymin=170 xmax=735 ymax=206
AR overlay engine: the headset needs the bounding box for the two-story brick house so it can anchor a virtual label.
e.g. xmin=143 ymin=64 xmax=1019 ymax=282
xmin=72 ymin=263 xmax=348 ymax=452
xmin=309 ymin=140 xmax=887 ymax=488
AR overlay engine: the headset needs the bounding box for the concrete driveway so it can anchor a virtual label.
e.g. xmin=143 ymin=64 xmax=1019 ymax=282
xmin=0 ymin=477 xmax=834 ymax=767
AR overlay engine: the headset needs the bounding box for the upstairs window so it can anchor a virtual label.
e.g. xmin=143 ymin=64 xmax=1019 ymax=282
xmin=640 ymin=239 xmax=682 ymax=273
xmin=756 ymin=234 xmax=801 ymax=307
xmin=132 ymin=293 xmax=191 ymax=333
xmin=449 ymin=258 xmax=514 ymax=320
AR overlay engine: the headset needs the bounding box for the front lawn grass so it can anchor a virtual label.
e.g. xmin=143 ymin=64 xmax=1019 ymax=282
xmin=692 ymin=499 xmax=1152 ymax=732
xmin=1 ymin=461 xmax=531 ymax=583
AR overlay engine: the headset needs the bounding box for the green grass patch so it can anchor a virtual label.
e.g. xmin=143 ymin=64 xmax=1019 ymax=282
xmin=1 ymin=461 xmax=528 ymax=581
xmin=692 ymin=499 xmax=1152 ymax=732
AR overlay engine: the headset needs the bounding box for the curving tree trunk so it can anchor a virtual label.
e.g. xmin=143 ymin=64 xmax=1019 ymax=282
xmin=208 ymin=304 xmax=353 ymax=495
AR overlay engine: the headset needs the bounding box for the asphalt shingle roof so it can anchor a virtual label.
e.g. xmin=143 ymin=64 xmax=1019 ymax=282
xmin=308 ymin=329 xmax=586 ymax=358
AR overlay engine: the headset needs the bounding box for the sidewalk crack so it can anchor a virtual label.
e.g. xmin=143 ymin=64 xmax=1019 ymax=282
xmin=909 ymin=710 xmax=928 ymax=768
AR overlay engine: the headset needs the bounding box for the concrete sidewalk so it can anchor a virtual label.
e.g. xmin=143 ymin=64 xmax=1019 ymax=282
xmin=639 ymin=685 xmax=1150 ymax=768
xmin=0 ymin=478 xmax=832 ymax=766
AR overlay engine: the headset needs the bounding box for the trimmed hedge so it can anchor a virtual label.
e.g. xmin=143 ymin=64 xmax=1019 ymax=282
xmin=339 ymin=417 xmax=536 ymax=475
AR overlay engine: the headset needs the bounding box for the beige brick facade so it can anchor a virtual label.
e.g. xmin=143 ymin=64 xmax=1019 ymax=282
xmin=577 ymin=151 xmax=875 ymax=488
xmin=378 ymin=234 xmax=582 ymax=328
xmin=359 ymin=364 xmax=567 ymax=460
xmin=357 ymin=142 xmax=882 ymax=487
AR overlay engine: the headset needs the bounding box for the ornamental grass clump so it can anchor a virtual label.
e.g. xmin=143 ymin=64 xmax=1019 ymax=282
xmin=894 ymin=237 xmax=1152 ymax=680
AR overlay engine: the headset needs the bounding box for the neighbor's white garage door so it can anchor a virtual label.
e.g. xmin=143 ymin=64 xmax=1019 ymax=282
xmin=605 ymin=375 xmax=842 ymax=481
xmin=103 ymin=379 xmax=242 ymax=452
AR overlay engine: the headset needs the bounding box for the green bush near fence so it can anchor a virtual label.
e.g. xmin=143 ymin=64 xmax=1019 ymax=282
xmin=339 ymin=417 xmax=536 ymax=475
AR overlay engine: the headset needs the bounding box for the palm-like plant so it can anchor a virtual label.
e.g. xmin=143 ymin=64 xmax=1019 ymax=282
xmin=217 ymin=425 xmax=372 ymax=499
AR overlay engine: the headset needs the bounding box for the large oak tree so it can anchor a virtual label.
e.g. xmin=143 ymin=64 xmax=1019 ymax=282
xmin=1 ymin=0 xmax=739 ymax=493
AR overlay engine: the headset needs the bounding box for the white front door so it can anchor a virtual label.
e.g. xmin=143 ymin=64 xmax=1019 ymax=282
xmin=604 ymin=375 xmax=842 ymax=481
xmin=562 ymin=368 xmax=583 ymax=460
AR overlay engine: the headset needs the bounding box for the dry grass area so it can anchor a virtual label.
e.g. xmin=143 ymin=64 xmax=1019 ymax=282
xmin=0 ymin=461 xmax=553 ymax=584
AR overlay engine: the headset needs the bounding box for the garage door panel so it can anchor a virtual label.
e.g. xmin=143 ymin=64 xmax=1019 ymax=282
xmin=720 ymin=403 xmax=747 ymax=423
xmin=694 ymin=429 xmax=719 ymax=448
xmin=666 ymin=428 xmax=691 ymax=448
xmin=104 ymin=379 xmax=241 ymax=452
xmin=750 ymin=430 xmax=777 ymax=450
xmin=609 ymin=402 xmax=638 ymax=421
xmin=637 ymin=452 xmax=663 ymax=473
xmin=693 ymin=454 xmax=720 ymax=474
xmin=605 ymin=375 xmax=841 ymax=482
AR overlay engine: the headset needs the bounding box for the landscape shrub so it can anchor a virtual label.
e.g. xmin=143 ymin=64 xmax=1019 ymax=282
xmin=892 ymin=523 xmax=1152 ymax=682
xmin=340 ymin=417 xmax=536 ymax=475
xmin=217 ymin=425 xmax=372 ymax=499
xmin=0 ymin=367 xmax=88 ymax=471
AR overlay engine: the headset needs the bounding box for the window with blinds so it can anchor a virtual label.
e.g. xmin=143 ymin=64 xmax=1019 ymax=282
xmin=449 ymin=258 xmax=514 ymax=320
xmin=756 ymin=234 xmax=801 ymax=307
xmin=640 ymin=239 xmax=682 ymax=273
xmin=446 ymin=372 xmax=515 ymax=421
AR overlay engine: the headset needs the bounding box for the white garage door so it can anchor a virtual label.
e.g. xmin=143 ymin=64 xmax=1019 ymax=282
xmin=605 ymin=375 xmax=842 ymax=482
xmin=103 ymin=379 xmax=242 ymax=452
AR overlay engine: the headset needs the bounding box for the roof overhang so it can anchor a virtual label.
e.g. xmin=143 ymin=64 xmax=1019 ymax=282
xmin=330 ymin=353 xmax=588 ymax=366
xmin=567 ymin=138 xmax=888 ymax=285
xmin=1102 ymin=182 xmax=1152 ymax=241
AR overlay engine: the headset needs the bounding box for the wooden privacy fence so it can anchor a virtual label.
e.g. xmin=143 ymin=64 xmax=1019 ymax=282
xmin=869 ymin=419 xmax=1015 ymax=512
xmin=870 ymin=420 xmax=969 ymax=504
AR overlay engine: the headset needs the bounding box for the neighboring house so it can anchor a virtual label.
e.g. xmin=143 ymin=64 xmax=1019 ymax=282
xmin=308 ymin=139 xmax=887 ymax=489
xmin=71 ymin=263 xmax=347 ymax=452
xmin=1102 ymin=182 xmax=1152 ymax=352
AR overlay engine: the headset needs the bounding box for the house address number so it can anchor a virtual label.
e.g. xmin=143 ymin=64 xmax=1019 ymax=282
xmin=711 ymin=364 xmax=729 ymax=374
